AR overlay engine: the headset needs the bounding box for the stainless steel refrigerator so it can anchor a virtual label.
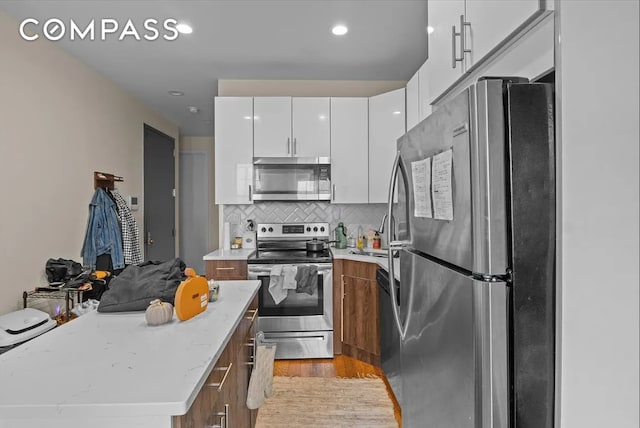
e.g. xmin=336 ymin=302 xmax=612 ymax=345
xmin=386 ymin=77 xmax=555 ymax=428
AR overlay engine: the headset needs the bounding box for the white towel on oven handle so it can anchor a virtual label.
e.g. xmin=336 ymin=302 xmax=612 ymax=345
xmin=282 ymin=265 xmax=298 ymax=290
xmin=268 ymin=265 xmax=287 ymax=305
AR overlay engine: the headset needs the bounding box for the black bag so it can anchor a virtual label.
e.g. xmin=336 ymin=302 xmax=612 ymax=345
xmin=97 ymin=258 xmax=186 ymax=312
xmin=45 ymin=258 xmax=83 ymax=283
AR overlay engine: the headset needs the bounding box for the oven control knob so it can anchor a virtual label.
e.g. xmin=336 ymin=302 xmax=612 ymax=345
xmin=268 ymin=227 xmax=274 ymax=232
xmin=320 ymin=226 xmax=325 ymax=232
xmin=306 ymin=227 xmax=311 ymax=232
xmin=261 ymin=227 xmax=267 ymax=233
xmin=313 ymin=227 xmax=318 ymax=232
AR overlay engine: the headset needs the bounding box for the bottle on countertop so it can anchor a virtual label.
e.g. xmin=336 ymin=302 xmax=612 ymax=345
xmin=347 ymin=232 xmax=356 ymax=248
xmin=335 ymin=222 xmax=347 ymax=249
xmin=373 ymin=232 xmax=381 ymax=249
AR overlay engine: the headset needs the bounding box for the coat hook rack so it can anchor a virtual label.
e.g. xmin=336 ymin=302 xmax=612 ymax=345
xmin=94 ymin=171 xmax=124 ymax=190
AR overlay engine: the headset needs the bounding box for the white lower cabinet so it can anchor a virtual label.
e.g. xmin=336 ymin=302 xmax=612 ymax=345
xmin=330 ymin=97 xmax=369 ymax=203
xmin=214 ymin=97 xmax=254 ymax=205
xmin=368 ymin=88 xmax=406 ymax=204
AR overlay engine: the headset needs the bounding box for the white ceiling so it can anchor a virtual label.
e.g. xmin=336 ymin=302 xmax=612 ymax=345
xmin=0 ymin=0 xmax=428 ymax=136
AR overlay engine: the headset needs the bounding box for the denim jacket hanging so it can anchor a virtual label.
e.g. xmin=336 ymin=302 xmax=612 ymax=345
xmin=81 ymin=188 xmax=125 ymax=270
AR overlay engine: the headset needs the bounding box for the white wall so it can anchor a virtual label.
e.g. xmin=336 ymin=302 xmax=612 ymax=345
xmin=0 ymin=10 xmax=179 ymax=315
xmin=556 ymin=1 xmax=639 ymax=427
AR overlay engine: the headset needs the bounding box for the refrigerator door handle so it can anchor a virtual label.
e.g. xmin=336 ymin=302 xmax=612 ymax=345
xmin=387 ymin=151 xmax=410 ymax=340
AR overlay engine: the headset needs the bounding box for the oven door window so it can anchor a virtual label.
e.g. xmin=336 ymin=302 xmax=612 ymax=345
xmin=257 ymin=273 xmax=324 ymax=316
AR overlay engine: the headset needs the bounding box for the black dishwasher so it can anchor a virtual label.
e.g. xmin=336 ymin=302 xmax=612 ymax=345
xmin=376 ymin=267 xmax=402 ymax=406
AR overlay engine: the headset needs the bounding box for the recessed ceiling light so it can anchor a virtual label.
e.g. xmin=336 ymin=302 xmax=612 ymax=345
xmin=393 ymin=111 xmax=402 ymax=115
xmin=332 ymin=24 xmax=348 ymax=36
xmin=188 ymin=106 xmax=200 ymax=114
xmin=427 ymin=26 xmax=435 ymax=34
xmin=168 ymin=90 xmax=184 ymax=96
xmin=176 ymin=23 xmax=193 ymax=34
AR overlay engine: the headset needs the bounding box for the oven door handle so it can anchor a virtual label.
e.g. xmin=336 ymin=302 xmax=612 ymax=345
xmin=248 ymin=267 xmax=332 ymax=275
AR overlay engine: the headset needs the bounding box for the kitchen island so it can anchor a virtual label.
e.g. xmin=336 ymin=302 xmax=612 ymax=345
xmin=0 ymin=280 xmax=260 ymax=428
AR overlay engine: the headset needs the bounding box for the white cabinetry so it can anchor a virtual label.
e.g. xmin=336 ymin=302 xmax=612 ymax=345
xmin=253 ymin=97 xmax=291 ymax=158
xmin=214 ymin=97 xmax=254 ymax=205
xmin=253 ymin=97 xmax=330 ymax=158
xmin=465 ymin=0 xmax=542 ymax=66
xmin=425 ymin=0 xmax=466 ymax=105
xmin=418 ymin=60 xmax=431 ymax=121
xmin=425 ymin=0 xmax=545 ymax=104
xmin=368 ymin=88 xmax=405 ymax=204
xmin=330 ymin=98 xmax=368 ymax=204
xmin=406 ymin=71 xmax=420 ymax=131
xmin=292 ymin=97 xmax=330 ymax=158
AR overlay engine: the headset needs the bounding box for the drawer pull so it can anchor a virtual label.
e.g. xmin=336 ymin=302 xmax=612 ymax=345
xmin=244 ymin=309 xmax=258 ymax=322
xmin=205 ymin=403 xmax=229 ymax=428
xmin=206 ymin=363 xmax=233 ymax=392
xmin=215 ymin=267 xmax=236 ymax=270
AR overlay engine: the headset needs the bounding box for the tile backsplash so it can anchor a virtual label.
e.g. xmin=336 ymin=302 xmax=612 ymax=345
xmin=223 ymin=202 xmax=389 ymax=243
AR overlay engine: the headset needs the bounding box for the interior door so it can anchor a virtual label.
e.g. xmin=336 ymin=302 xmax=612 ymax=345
xmin=179 ymin=151 xmax=208 ymax=274
xmin=144 ymin=125 xmax=175 ymax=261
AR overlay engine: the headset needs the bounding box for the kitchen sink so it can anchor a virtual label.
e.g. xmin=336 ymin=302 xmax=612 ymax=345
xmin=349 ymin=249 xmax=393 ymax=258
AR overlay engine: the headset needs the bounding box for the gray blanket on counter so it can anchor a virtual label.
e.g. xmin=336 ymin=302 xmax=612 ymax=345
xmin=295 ymin=265 xmax=318 ymax=295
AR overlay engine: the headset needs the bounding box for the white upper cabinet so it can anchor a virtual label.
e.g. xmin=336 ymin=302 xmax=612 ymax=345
xmin=406 ymin=71 xmax=420 ymax=131
xmin=253 ymin=97 xmax=330 ymax=158
xmin=369 ymin=88 xmax=406 ymax=204
xmin=425 ymin=0 xmax=545 ymax=105
xmin=253 ymin=97 xmax=292 ymax=158
xmin=407 ymin=61 xmax=433 ymax=128
xmin=424 ymin=0 xmax=466 ymax=105
xmin=465 ymin=0 xmax=543 ymax=67
xmin=292 ymin=97 xmax=330 ymax=158
xmin=418 ymin=60 xmax=432 ymax=121
xmin=214 ymin=97 xmax=254 ymax=205
xmin=330 ymin=98 xmax=369 ymax=204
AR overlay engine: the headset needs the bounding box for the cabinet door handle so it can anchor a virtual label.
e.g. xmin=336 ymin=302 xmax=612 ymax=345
xmin=287 ymin=137 xmax=291 ymax=154
xmin=216 ymin=267 xmax=236 ymax=271
xmin=206 ymin=363 xmax=233 ymax=392
xmin=293 ymin=138 xmax=297 ymax=155
xmin=452 ymin=24 xmax=460 ymax=68
xmin=332 ymin=184 xmax=336 ymax=201
xmin=249 ymin=184 xmax=252 ymax=201
xmin=244 ymin=308 xmax=258 ymax=322
xmin=460 ymin=14 xmax=471 ymax=61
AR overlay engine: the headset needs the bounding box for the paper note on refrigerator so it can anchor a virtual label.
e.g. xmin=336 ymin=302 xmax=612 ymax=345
xmin=432 ymin=149 xmax=454 ymax=221
xmin=411 ymin=158 xmax=433 ymax=218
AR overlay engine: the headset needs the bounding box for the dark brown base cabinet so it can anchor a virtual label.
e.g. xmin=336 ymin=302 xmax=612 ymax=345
xmin=206 ymin=260 xmax=248 ymax=280
xmin=334 ymin=259 xmax=381 ymax=366
xmin=173 ymin=296 xmax=258 ymax=428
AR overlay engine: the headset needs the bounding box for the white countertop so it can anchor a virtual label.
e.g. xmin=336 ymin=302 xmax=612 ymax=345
xmin=331 ymin=248 xmax=401 ymax=281
xmin=0 ymin=280 xmax=260 ymax=420
xmin=203 ymin=248 xmax=255 ymax=260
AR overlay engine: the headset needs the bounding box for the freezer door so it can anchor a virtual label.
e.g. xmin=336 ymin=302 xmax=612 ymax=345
xmin=397 ymin=89 xmax=473 ymax=271
xmin=400 ymin=251 xmax=509 ymax=428
xmin=400 ymin=251 xmax=475 ymax=428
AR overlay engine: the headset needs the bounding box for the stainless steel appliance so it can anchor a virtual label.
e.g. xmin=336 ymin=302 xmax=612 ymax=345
xmin=376 ymin=267 xmax=402 ymax=405
xmin=248 ymin=222 xmax=333 ymax=359
xmin=252 ymin=157 xmax=331 ymax=201
xmin=386 ymin=77 xmax=555 ymax=427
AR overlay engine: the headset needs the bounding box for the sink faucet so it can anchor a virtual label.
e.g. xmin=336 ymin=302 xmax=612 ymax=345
xmin=376 ymin=214 xmax=388 ymax=234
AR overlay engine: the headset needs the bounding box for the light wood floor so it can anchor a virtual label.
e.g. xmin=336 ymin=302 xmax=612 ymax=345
xmin=273 ymin=355 xmax=402 ymax=427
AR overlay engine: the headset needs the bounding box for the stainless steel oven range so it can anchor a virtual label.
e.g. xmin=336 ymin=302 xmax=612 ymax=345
xmin=247 ymin=222 xmax=333 ymax=359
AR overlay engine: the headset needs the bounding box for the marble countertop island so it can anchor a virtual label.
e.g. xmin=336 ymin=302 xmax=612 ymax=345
xmin=0 ymin=280 xmax=260 ymax=428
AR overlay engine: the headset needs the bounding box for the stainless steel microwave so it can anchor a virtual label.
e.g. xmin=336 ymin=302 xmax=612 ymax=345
xmin=252 ymin=157 xmax=331 ymax=201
